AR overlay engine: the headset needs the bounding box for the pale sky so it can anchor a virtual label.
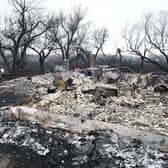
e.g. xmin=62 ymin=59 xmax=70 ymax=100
xmin=0 ymin=0 xmax=168 ymax=54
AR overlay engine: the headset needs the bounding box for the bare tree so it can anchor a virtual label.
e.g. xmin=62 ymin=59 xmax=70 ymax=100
xmin=0 ymin=0 xmax=48 ymax=73
xmin=122 ymin=17 xmax=168 ymax=73
xmin=116 ymin=48 xmax=123 ymax=67
xmin=145 ymin=11 xmax=168 ymax=65
xmin=93 ymin=28 xmax=109 ymax=57
xmin=73 ymin=22 xmax=91 ymax=68
xmin=123 ymin=22 xmax=149 ymax=73
xmin=50 ymin=7 xmax=86 ymax=61
xmin=91 ymin=27 xmax=109 ymax=66
xmin=30 ymin=26 xmax=57 ymax=73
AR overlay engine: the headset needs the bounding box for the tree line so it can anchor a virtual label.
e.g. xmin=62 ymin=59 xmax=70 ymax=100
xmin=0 ymin=0 xmax=168 ymax=74
xmin=0 ymin=0 xmax=109 ymax=73
xmin=121 ymin=11 xmax=168 ymax=73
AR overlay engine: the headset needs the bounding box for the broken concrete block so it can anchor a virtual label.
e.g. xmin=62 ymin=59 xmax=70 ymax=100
xmin=37 ymin=87 xmax=48 ymax=95
xmin=104 ymin=70 xmax=121 ymax=83
xmin=53 ymin=65 xmax=65 ymax=72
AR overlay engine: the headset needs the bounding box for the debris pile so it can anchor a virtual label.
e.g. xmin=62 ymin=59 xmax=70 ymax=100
xmin=1 ymin=71 xmax=168 ymax=136
xmin=0 ymin=69 xmax=168 ymax=167
xmin=0 ymin=108 xmax=167 ymax=167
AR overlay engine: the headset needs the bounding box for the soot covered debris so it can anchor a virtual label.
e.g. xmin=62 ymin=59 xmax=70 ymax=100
xmin=0 ymin=108 xmax=168 ymax=168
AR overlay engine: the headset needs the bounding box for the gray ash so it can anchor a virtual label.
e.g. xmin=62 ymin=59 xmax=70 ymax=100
xmin=0 ymin=109 xmax=167 ymax=168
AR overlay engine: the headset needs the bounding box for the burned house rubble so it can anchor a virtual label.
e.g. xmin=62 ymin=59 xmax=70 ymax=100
xmin=0 ymin=68 xmax=168 ymax=167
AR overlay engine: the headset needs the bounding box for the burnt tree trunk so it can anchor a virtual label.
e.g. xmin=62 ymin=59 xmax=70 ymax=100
xmin=39 ymin=56 xmax=45 ymax=74
xmin=117 ymin=48 xmax=123 ymax=67
xmin=0 ymin=48 xmax=12 ymax=73
xmin=140 ymin=56 xmax=144 ymax=73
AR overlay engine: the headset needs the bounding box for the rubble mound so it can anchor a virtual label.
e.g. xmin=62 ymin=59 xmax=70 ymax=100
xmin=0 ymin=109 xmax=167 ymax=168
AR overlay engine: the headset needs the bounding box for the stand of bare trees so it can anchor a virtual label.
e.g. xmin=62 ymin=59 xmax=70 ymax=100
xmin=1 ymin=1 xmax=168 ymax=74
xmin=49 ymin=7 xmax=87 ymax=61
xmin=0 ymin=0 xmax=49 ymax=73
xmin=122 ymin=10 xmax=168 ymax=73
xmin=0 ymin=1 xmax=109 ymax=74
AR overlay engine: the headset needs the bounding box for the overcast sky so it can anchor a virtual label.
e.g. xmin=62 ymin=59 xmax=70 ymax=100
xmin=0 ymin=0 xmax=168 ymax=53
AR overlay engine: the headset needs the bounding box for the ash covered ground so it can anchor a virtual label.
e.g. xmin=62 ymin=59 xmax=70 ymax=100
xmin=1 ymin=71 xmax=168 ymax=135
xmin=0 ymin=70 xmax=168 ymax=167
xmin=0 ymin=108 xmax=168 ymax=168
